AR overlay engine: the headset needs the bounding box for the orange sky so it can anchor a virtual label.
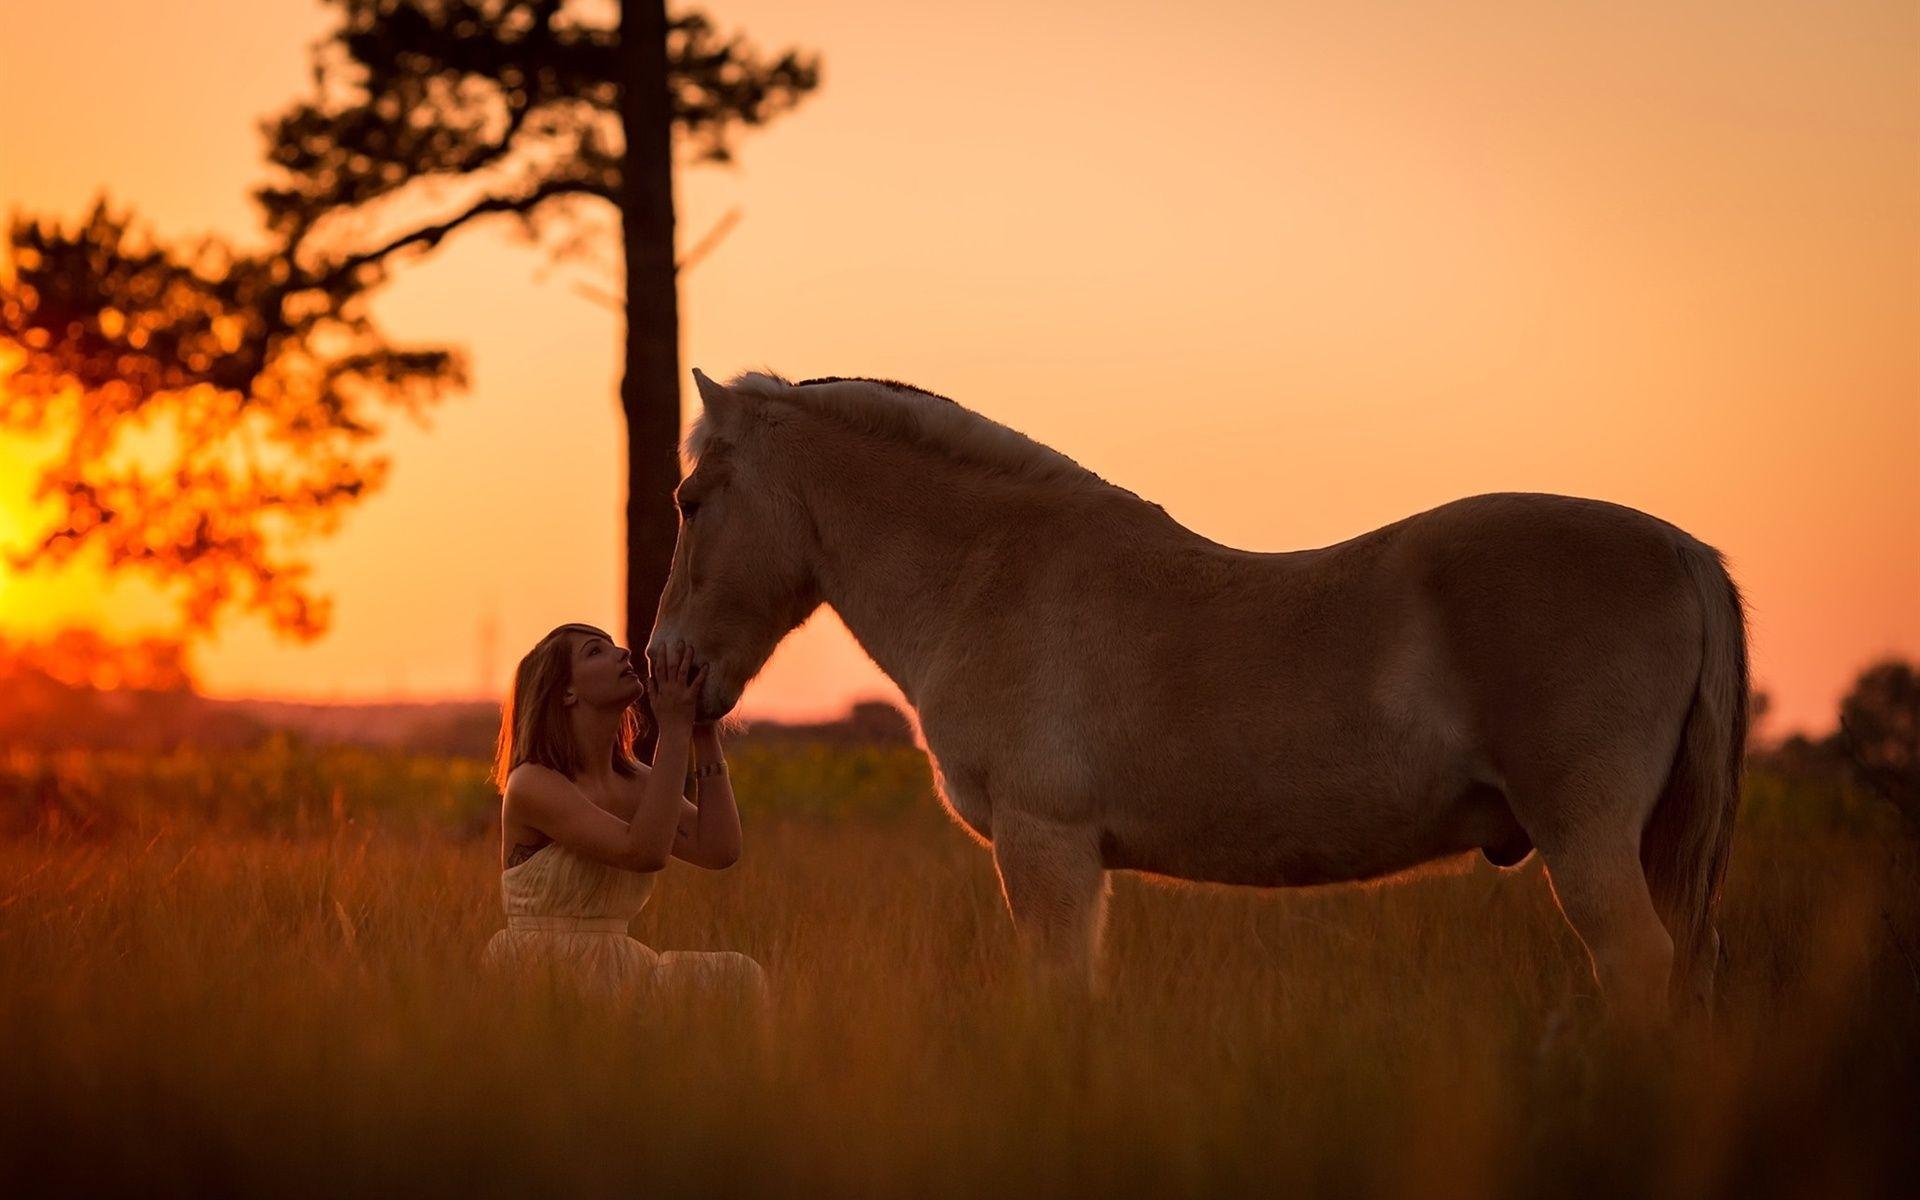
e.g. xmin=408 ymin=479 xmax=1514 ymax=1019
xmin=1 ymin=0 xmax=1915 ymax=736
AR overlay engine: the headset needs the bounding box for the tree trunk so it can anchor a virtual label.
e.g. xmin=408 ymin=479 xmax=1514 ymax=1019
xmin=619 ymin=0 xmax=681 ymax=760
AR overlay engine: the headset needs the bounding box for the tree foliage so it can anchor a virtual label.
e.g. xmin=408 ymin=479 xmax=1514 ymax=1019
xmin=259 ymin=0 xmax=817 ymax=257
xmin=0 ymin=202 xmax=460 ymax=636
xmin=1838 ymin=659 xmax=1920 ymax=829
xmin=0 ymin=1 xmax=820 ymax=641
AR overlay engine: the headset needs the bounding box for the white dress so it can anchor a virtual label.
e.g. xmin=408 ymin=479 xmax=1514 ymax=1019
xmin=482 ymin=842 xmax=765 ymax=1001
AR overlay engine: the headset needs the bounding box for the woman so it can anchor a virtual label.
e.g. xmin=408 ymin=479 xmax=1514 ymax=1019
xmin=483 ymin=622 xmax=765 ymax=1002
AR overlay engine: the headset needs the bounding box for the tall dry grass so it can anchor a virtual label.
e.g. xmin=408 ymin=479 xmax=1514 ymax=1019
xmin=1 ymin=744 xmax=1915 ymax=1197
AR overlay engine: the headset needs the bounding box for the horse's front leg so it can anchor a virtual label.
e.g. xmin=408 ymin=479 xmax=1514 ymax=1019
xmin=989 ymin=807 xmax=1110 ymax=993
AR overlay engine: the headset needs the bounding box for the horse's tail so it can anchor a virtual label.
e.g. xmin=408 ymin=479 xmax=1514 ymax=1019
xmin=1642 ymin=538 xmax=1749 ymax=1010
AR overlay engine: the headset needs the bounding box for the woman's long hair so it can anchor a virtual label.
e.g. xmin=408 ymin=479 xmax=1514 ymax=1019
xmin=491 ymin=623 xmax=653 ymax=793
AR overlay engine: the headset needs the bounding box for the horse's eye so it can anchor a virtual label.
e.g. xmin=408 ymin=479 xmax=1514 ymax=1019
xmin=679 ymin=501 xmax=700 ymax=521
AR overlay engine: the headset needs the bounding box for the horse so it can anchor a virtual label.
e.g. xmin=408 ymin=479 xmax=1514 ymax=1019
xmin=646 ymin=368 xmax=1748 ymax=1020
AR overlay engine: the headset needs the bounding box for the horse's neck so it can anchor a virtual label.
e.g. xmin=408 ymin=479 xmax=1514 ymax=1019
xmin=799 ymin=446 xmax=1042 ymax=707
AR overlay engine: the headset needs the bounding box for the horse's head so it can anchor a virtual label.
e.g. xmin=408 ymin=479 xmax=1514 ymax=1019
xmin=646 ymin=369 xmax=823 ymax=722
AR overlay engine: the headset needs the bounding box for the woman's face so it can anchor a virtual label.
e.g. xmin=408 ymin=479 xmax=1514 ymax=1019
xmin=564 ymin=630 xmax=643 ymax=710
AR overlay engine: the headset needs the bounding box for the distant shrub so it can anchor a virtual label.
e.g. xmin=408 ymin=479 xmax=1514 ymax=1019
xmin=0 ymin=735 xmax=940 ymax=842
xmin=1739 ymin=763 xmax=1904 ymax=836
xmin=0 ymin=735 xmax=495 ymax=841
xmin=725 ymin=741 xmax=938 ymax=824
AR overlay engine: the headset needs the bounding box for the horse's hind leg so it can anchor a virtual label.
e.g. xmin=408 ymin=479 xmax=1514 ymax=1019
xmin=1537 ymin=829 xmax=1674 ymax=1024
xmin=989 ymin=808 xmax=1109 ymax=992
xmin=1502 ymin=710 xmax=1686 ymax=1023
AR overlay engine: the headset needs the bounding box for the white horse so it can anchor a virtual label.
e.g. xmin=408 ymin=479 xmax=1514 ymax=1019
xmin=647 ymin=370 xmax=1747 ymax=1019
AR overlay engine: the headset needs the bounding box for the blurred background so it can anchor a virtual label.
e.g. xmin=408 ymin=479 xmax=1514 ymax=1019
xmin=0 ymin=0 xmax=1912 ymax=749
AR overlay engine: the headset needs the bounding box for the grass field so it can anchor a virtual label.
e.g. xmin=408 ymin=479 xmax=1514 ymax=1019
xmin=1 ymin=742 xmax=1915 ymax=1197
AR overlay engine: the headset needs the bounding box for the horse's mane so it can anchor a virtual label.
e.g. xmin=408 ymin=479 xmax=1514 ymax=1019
xmin=687 ymin=371 xmax=1107 ymax=493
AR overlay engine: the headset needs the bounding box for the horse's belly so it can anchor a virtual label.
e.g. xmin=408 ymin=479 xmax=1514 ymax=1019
xmin=1106 ymin=824 xmax=1434 ymax=888
xmin=1101 ymin=774 xmax=1503 ymax=888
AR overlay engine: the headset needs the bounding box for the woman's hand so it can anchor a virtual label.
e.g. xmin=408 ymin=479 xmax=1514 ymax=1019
xmin=644 ymin=643 xmax=707 ymax=730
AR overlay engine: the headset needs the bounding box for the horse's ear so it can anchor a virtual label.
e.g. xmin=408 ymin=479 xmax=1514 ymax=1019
xmin=692 ymin=368 xmax=745 ymax=429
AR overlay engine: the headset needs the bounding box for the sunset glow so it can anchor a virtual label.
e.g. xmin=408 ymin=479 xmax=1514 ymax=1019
xmin=1 ymin=0 xmax=1914 ymax=733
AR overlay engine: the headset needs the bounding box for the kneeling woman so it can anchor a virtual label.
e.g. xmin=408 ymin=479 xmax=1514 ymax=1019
xmin=484 ymin=622 xmax=765 ymax=1001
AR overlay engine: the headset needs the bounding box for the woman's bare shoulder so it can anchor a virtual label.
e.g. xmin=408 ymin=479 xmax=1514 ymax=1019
xmin=505 ymin=761 xmax=560 ymax=788
xmin=503 ymin=763 xmax=576 ymax=809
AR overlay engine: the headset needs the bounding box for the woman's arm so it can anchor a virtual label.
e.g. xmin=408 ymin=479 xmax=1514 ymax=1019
xmin=506 ymin=716 xmax=694 ymax=873
xmin=671 ymin=723 xmax=742 ymax=869
xmin=504 ymin=647 xmax=703 ymax=874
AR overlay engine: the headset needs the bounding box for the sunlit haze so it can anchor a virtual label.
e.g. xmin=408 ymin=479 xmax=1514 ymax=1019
xmin=1 ymin=0 xmax=1913 ymax=735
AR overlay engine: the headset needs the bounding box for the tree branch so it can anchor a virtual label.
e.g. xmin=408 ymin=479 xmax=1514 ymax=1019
xmin=677 ymin=206 xmax=741 ymax=275
xmin=304 ymin=177 xmax=613 ymax=290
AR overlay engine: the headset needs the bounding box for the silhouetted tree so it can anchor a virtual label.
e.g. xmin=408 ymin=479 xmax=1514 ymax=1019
xmin=4 ymin=1 xmax=819 ymax=681
xmin=1747 ymin=687 xmax=1772 ymax=745
xmin=0 ymin=625 xmax=196 ymax=694
xmin=1 ymin=202 xmax=460 ymax=637
xmin=1838 ymin=659 xmax=1920 ymax=830
xmin=0 ymin=627 xmax=271 ymax=761
xmin=258 ymin=0 xmax=820 ymax=663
